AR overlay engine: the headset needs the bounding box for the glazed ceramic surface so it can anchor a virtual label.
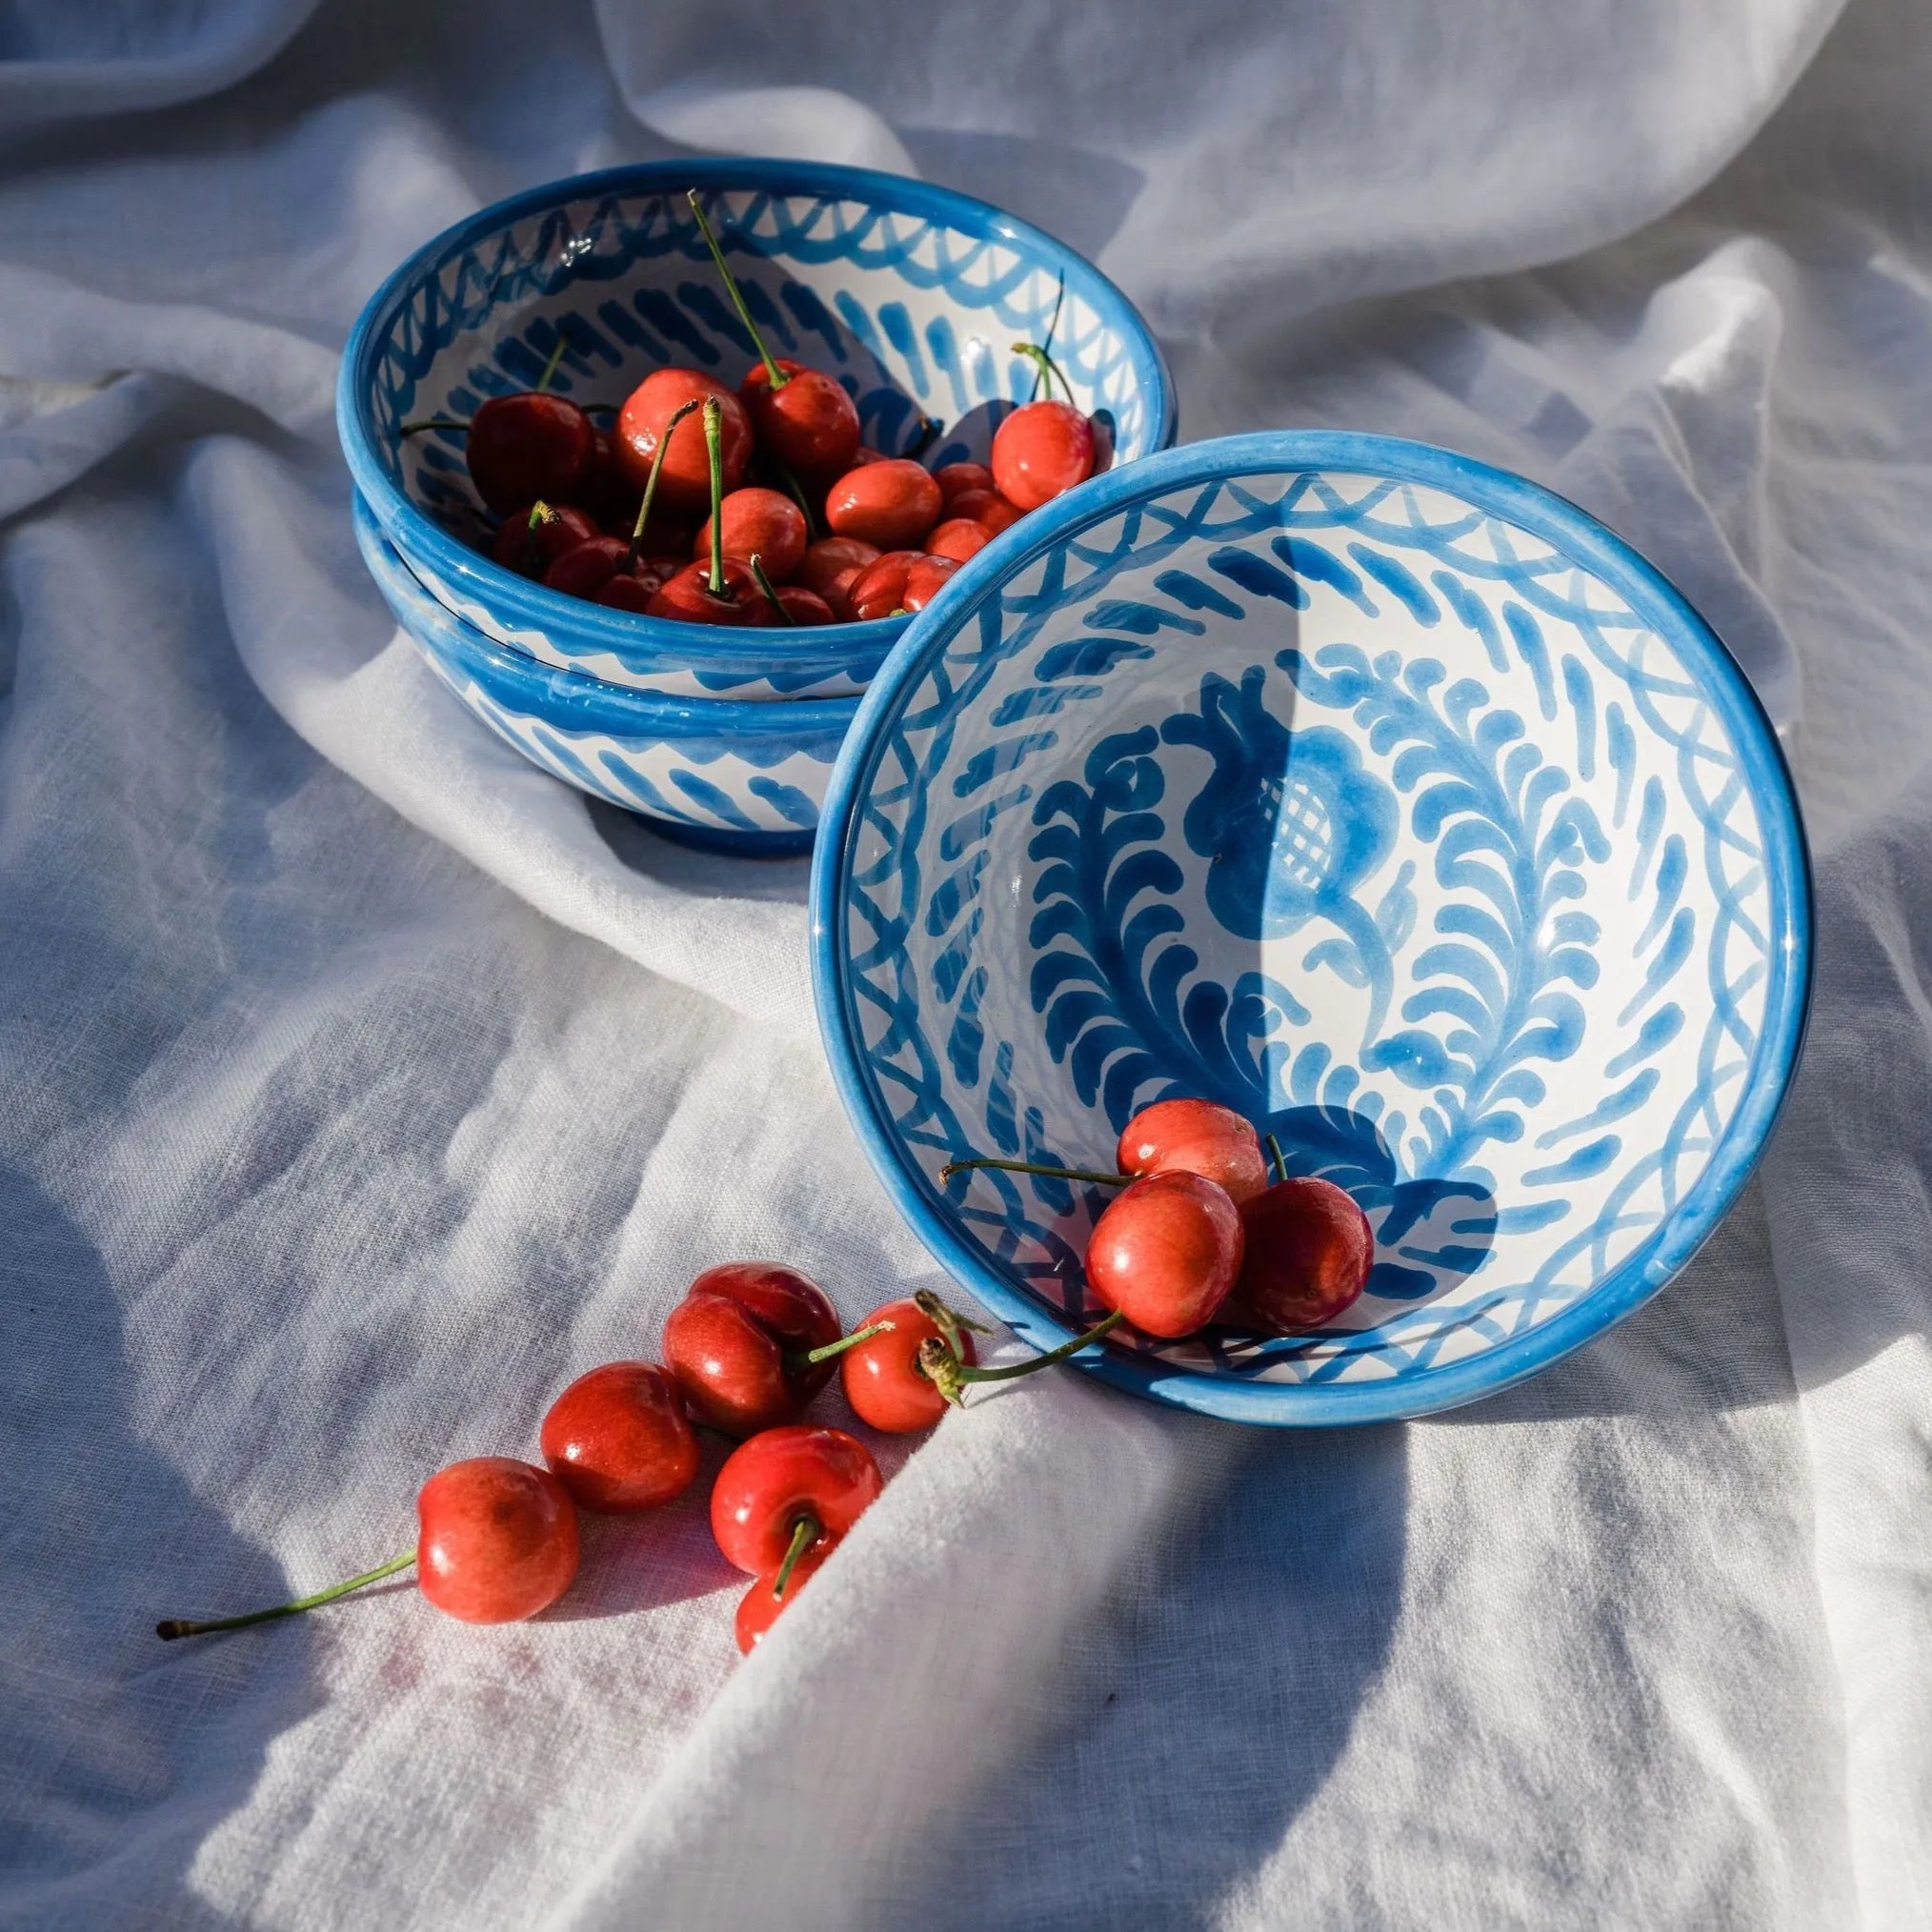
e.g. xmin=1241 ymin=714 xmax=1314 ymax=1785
xmin=812 ymin=433 xmax=1811 ymax=1422
xmin=354 ymin=491 xmax=854 ymax=855
xmin=337 ymin=159 xmax=1175 ymax=700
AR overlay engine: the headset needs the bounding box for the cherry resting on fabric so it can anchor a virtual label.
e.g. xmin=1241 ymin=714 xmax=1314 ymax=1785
xmin=735 ymin=1543 xmax=833 ymax=1654
xmin=1227 ymin=1176 xmax=1375 ymax=1332
xmin=841 ymin=1294 xmax=979 ymax=1433
xmin=664 ymin=1261 xmax=842 ymax=1435
xmin=1085 ymin=1171 xmax=1245 ymax=1338
xmin=539 ymin=1361 xmax=699 ymax=1512
xmin=1117 ymin=1097 xmax=1269 ymax=1204
xmin=710 ymin=1424 xmax=883 ymax=1574
xmin=416 ymin=1457 xmax=580 ymax=1623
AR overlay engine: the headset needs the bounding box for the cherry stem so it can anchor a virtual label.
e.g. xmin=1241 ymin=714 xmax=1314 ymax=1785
xmin=702 ymin=397 xmax=727 ymax=595
xmin=1030 ymin=274 xmax=1067 ymax=400
xmin=627 ymin=396 xmax=699 ymax=569
xmin=940 ymin=1155 xmax=1125 ymax=1189
xmin=772 ymin=1515 xmax=818 ymax=1600
xmin=1267 ymin=1133 xmax=1289 ymax=1185
xmin=398 ymin=417 xmax=470 ymax=436
xmin=1011 ymin=341 xmax=1074 ymax=405
xmin=767 ymin=457 xmax=821 ymax=541
xmin=916 ymin=1309 xmax=1127 ymax=1406
xmin=156 ymin=1550 xmax=415 ymax=1641
xmin=906 ymin=415 xmax=942 ymax=459
xmin=795 ymin=1318 xmax=893 ymax=1368
xmin=749 ymin=553 xmax=795 ymax=625
xmin=533 ymin=333 xmax=570 ymax=394
xmin=524 ymin=498 xmax=555 ymax=574
xmin=687 ymin=189 xmax=786 ymax=392
xmin=913 ymin=1287 xmax=993 ymax=1368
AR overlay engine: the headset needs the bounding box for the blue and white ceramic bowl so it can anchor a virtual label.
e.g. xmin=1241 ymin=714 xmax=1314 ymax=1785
xmin=354 ymin=491 xmax=853 ymax=855
xmin=337 ymin=159 xmax=1176 ymax=701
xmin=812 ymin=432 xmax=1811 ymax=1423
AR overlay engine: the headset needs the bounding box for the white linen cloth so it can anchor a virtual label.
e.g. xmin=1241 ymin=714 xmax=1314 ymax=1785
xmin=1 ymin=0 xmax=1927 ymax=1925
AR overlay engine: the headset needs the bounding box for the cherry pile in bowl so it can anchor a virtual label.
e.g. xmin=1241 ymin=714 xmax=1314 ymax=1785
xmin=408 ymin=191 xmax=1104 ymax=629
xmin=155 ymin=1100 xmax=1370 ymax=1656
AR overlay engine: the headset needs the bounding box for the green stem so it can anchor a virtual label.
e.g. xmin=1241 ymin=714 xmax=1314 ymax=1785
xmin=687 ymin=189 xmax=786 ymax=390
xmin=913 ymin=1287 xmax=993 ymax=1367
xmin=916 ymin=1310 xmax=1127 ymax=1407
xmin=523 ymin=499 xmax=555 ymax=574
xmin=627 ymin=396 xmax=699 ymax=569
xmin=533 ymin=333 xmax=570 ymax=394
xmin=795 ymin=1318 xmax=893 ymax=1368
xmin=1267 ymin=1134 xmax=1289 ymax=1185
xmin=156 ymin=1551 xmax=416 ymax=1640
xmin=749 ymin=553 xmax=795 ymax=624
xmin=702 ymin=398 xmax=727 ymax=595
xmin=766 ymin=457 xmax=821 ymax=541
xmin=1030 ymin=272 xmax=1066 ymax=399
xmin=398 ymin=417 xmax=470 ymax=435
xmin=772 ymin=1515 xmax=818 ymax=1600
xmin=940 ymin=1155 xmax=1126 ymax=1189
xmin=1011 ymin=341 xmax=1075 ymax=405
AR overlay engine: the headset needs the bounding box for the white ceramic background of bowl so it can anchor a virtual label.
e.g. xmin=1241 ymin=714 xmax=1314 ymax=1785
xmin=813 ymin=432 xmax=1811 ymax=1423
xmin=336 ymin=159 xmax=1175 ymax=694
xmin=353 ymin=490 xmax=854 ymax=856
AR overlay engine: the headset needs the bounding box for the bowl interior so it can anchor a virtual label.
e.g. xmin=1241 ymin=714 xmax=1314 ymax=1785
xmin=351 ymin=163 xmax=1171 ymax=556
xmin=816 ymin=434 xmax=1808 ymax=1419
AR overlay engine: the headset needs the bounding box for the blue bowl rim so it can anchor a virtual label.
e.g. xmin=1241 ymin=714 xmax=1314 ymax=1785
xmin=336 ymin=156 xmax=1178 ymax=674
xmin=809 ymin=428 xmax=1815 ymax=1426
xmin=353 ymin=485 xmax=862 ymax=738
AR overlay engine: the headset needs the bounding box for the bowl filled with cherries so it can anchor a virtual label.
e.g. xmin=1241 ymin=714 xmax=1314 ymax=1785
xmin=338 ymin=158 xmax=1174 ymax=854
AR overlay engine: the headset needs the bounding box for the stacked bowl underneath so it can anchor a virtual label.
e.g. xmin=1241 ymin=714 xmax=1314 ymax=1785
xmin=337 ymin=158 xmax=1175 ymax=854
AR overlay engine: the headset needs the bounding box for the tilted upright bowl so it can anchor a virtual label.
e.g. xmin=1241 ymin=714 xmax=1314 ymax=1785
xmin=811 ymin=432 xmax=1811 ymax=1422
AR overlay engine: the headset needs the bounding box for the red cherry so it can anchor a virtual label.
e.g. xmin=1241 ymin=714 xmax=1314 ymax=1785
xmin=797 ymin=536 xmax=880 ymax=600
xmin=1226 ymin=1177 xmax=1375 ymax=1332
xmin=840 ymin=1297 xmax=977 ymax=1433
xmin=663 ymin=1262 xmax=842 ymax=1436
xmin=544 ymin=535 xmax=632 ymax=599
xmin=773 ymin=584 xmax=835 ymax=625
xmin=846 ymin=551 xmax=924 ymax=621
xmin=415 ymin=1457 xmax=579 ymax=1624
xmin=735 ymin=1544 xmax=832 ymax=1655
xmin=694 ymin=486 xmax=808 ymax=582
xmin=592 ymin=573 xmax=654 ymax=611
xmin=538 ymin=1361 xmax=699 ymax=1513
xmin=1117 ymin=1098 xmax=1269 ymax=1205
xmin=934 ymin=461 xmax=994 ymax=507
xmin=646 ymin=557 xmax=771 ymax=627
xmin=924 ymin=517 xmax=992 ymax=564
xmin=991 ymin=399 xmax=1096 ymax=512
xmin=490 ymin=502 xmax=600 ymax=577
xmin=948 ymin=488 xmax=1024 ymax=534
xmin=902 ymin=553 xmax=958 ymax=612
xmin=461 ymin=393 xmax=598 ymax=514
xmin=844 ymin=446 xmax=887 ymax=468
xmin=825 ymin=459 xmax=943 ymax=550
xmin=710 ymin=1424 xmax=881 ymax=1574
xmin=1084 ymin=1171 xmax=1244 ymax=1338
xmin=741 ymin=359 xmax=861 ymax=476
xmin=614 ymin=369 xmax=751 ymax=512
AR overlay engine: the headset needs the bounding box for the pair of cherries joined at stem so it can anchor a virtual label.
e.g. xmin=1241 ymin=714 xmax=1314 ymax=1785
xmin=401 ymin=189 xmax=1104 ymax=627
xmin=943 ymin=1097 xmax=1377 ymax=1344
